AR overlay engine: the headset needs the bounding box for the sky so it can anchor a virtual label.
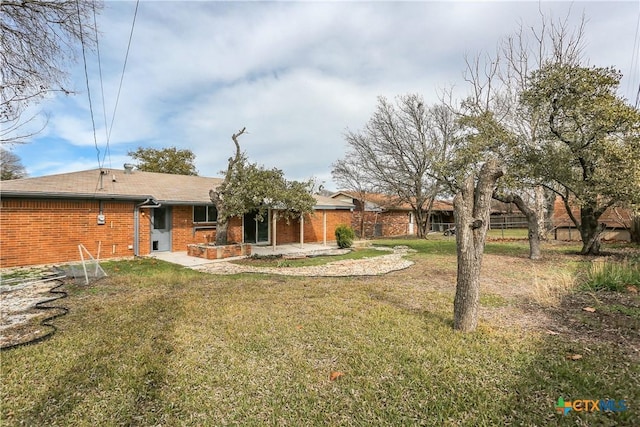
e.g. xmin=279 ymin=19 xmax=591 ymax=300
xmin=8 ymin=0 xmax=640 ymax=190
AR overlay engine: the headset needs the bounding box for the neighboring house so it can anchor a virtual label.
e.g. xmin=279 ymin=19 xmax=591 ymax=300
xmin=489 ymin=200 xmax=528 ymax=229
xmin=551 ymin=197 xmax=633 ymax=242
xmin=0 ymin=167 xmax=354 ymax=268
xmin=331 ymin=192 xmax=455 ymax=237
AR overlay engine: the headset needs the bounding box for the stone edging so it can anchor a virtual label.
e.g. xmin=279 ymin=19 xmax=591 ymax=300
xmin=192 ymin=246 xmax=416 ymax=277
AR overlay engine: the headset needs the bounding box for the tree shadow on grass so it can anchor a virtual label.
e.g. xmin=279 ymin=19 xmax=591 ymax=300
xmin=502 ymin=289 xmax=640 ymax=426
xmin=19 ymin=292 xmax=184 ymax=426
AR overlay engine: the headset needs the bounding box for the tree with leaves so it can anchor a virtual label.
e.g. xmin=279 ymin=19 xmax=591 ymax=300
xmin=128 ymin=146 xmax=198 ymax=175
xmin=453 ymin=12 xmax=588 ymax=260
xmin=210 ymin=128 xmax=316 ymax=246
xmin=1 ymin=0 xmax=102 ymax=143
xmin=521 ymin=64 xmax=640 ymax=255
xmin=0 ymin=148 xmax=27 ymax=180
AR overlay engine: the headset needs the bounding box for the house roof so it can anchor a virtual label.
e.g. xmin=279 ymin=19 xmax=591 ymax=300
xmin=0 ymin=168 xmax=222 ymax=204
xmin=313 ymin=194 xmax=355 ymax=210
xmin=331 ymin=191 xmax=454 ymax=212
xmin=0 ymin=168 xmax=354 ymax=209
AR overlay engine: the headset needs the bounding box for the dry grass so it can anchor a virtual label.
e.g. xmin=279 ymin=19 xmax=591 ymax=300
xmin=1 ymin=242 xmax=638 ymax=426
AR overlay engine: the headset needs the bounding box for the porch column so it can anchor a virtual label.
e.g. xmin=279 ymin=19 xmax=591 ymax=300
xmin=299 ymin=215 xmax=304 ymax=248
xmin=272 ymin=210 xmax=277 ymax=251
xmin=323 ymin=210 xmax=327 ymax=246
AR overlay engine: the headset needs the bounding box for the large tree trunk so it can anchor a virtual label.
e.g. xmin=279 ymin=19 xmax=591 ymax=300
xmin=579 ymin=205 xmax=603 ymax=255
xmin=560 ymin=195 xmax=606 ymax=256
xmin=630 ymin=211 xmax=640 ymax=244
xmin=534 ymin=186 xmax=548 ymax=241
xmin=210 ymin=127 xmax=246 ymax=246
xmin=414 ymin=208 xmax=428 ymax=238
xmin=494 ymin=192 xmax=542 ymax=260
xmin=214 ymin=203 xmax=229 ymax=245
xmin=544 ymin=188 xmax=556 ymax=235
xmin=453 ymin=160 xmax=504 ymax=332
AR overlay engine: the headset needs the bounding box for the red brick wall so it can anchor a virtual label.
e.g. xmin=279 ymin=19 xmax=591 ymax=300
xmin=273 ymin=210 xmax=352 ymax=244
xmin=0 ymin=199 xmax=137 ymax=268
xmin=1 ymin=201 xmax=355 ymax=268
xmin=351 ymin=210 xmax=411 ymax=238
xmin=171 ymin=206 xmax=219 ymax=251
xmin=378 ymin=211 xmax=411 ymax=236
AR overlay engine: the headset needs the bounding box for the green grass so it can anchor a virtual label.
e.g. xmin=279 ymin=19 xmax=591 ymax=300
xmin=486 ymin=228 xmax=529 ymax=239
xmin=1 ymin=244 xmax=638 ymax=426
xmin=374 ymin=237 xmax=532 ymax=258
xmin=582 ymin=258 xmax=640 ymax=291
xmin=232 ymin=247 xmax=387 ymax=268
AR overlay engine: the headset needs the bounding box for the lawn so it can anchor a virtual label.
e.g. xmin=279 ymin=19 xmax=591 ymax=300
xmin=1 ymin=240 xmax=638 ymax=426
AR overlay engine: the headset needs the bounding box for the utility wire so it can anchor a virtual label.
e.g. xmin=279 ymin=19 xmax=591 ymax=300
xmin=105 ymin=0 xmax=140 ymax=152
xmin=75 ymin=0 xmax=101 ymax=172
xmin=93 ymin=2 xmax=111 ymax=170
xmin=630 ymin=9 xmax=640 ymax=108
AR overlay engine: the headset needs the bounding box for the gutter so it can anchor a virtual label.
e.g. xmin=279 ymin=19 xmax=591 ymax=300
xmin=0 ymin=190 xmax=155 ymax=202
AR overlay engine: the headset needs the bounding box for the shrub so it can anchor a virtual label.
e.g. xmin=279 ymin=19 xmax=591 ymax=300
xmin=335 ymin=224 xmax=355 ymax=249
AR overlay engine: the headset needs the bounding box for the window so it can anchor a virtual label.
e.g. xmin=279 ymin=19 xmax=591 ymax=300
xmin=193 ymin=205 xmax=218 ymax=223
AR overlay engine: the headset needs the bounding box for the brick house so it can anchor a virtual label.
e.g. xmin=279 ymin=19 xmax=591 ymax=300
xmin=551 ymin=197 xmax=633 ymax=242
xmin=330 ymin=192 xmax=454 ymax=237
xmin=0 ymin=168 xmax=354 ymax=268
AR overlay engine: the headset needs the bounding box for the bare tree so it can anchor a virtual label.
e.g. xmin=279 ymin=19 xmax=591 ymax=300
xmin=0 ymin=147 xmax=27 ymax=180
xmin=331 ymin=157 xmax=373 ymax=238
xmin=337 ymin=94 xmax=449 ymax=238
xmin=1 ymin=0 xmax=101 ymax=143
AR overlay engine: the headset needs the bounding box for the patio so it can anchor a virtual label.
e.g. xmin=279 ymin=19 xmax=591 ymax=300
xmin=149 ymin=243 xmax=345 ymax=267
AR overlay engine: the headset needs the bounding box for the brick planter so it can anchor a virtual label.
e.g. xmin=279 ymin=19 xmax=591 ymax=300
xmin=187 ymin=243 xmax=252 ymax=260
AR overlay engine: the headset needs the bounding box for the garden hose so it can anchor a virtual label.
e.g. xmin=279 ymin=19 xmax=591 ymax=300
xmin=1 ymin=274 xmax=69 ymax=351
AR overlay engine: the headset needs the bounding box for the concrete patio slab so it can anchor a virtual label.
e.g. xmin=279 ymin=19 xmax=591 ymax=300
xmin=148 ymin=243 xmax=344 ymax=267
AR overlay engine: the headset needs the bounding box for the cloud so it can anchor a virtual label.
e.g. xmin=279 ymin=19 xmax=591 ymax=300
xmin=11 ymin=0 xmax=639 ymax=189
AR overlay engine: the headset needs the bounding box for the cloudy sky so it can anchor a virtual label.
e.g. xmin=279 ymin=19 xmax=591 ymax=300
xmin=9 ymin=1 xmax=640 ymax=189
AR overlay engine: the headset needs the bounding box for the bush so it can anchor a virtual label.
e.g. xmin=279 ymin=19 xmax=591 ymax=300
xmin=335 ymin=224 xmax=355 ymax=249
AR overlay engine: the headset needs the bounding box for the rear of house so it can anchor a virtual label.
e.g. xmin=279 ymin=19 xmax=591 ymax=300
xmin=0 ymin=168 xmax=353 ymax=268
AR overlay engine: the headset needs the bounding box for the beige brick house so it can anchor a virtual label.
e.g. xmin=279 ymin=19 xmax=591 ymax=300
xmin=0 ymin=168 xmax=354 ymax=268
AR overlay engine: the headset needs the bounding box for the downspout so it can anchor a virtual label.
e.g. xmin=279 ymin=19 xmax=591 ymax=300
xmin=299 ymin=214 xmax=304 ymax=248
xmin=323 ymin=210 xmax=327 ymax=246
xmin=133 ymin=206 xmax=140 ymax=256
xmin=272 ymin=210 xmax=277 ymax=251
xmin=134 ymin=198 xmax=158 ymax=256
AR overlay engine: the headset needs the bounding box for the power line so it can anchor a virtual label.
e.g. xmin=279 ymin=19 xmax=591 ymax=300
xmin=93 ymin=2 xmax=111 ymax=170
xmin=75 ymin=0 xmax=101 ymax=172
xmin=630 ymin=8 xmax=640 ymax=108
xmin=105 ymin=0 xmax=141 ymax=155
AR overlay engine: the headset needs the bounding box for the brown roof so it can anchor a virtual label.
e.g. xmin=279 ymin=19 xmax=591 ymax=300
xmin=332 ymin=191 xmax=454 ymax=212
xmin=0 ymin=168 xmax=354 ymax=209
xmin=0 ymin=168 xmax=222 ymax=204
